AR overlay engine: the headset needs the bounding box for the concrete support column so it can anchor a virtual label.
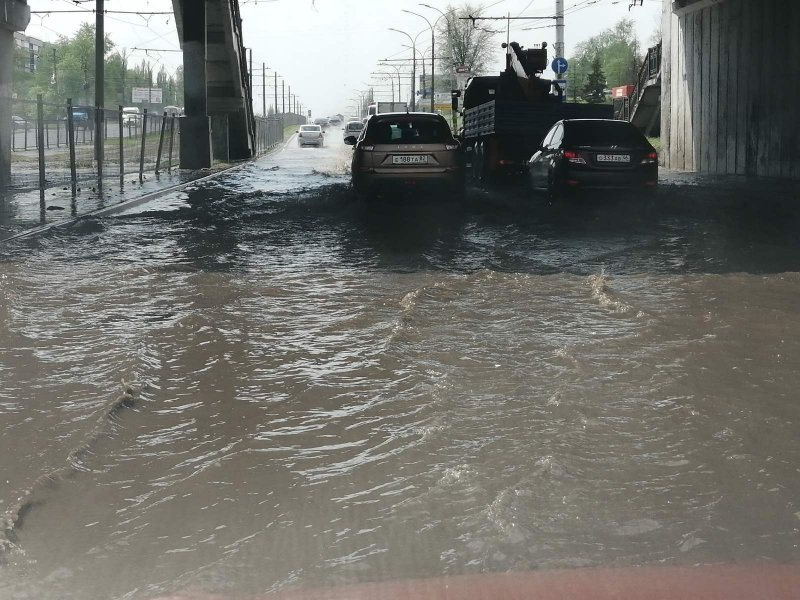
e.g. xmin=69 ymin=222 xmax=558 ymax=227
xmin=210 ymin=114 xmax=229 ymax=162
xmin=179 ymin=0 xmax=211 ymax=169
xmin=227 ymin=109 xmax=251 ymax=160
xmin=1 ymin=0 xmax=32 ymax=189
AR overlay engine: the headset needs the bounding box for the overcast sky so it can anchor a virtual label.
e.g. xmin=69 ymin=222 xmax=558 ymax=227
xmin=26 ymin=0 xmax=662 ymax=117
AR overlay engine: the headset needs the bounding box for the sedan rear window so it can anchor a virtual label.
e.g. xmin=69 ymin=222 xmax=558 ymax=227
xmin=300 ymin=125 xmax=321 ymax=132
xmin=365 ymin=118 xmax=452 ymax=144
xmin=565 ymin=121 xmax=647 ymax=146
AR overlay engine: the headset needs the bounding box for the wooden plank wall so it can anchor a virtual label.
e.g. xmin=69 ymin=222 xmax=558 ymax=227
xmin=660 ymin=0 xmax=800 ymax=179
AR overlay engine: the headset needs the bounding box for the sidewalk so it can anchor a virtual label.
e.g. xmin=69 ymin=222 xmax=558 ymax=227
xmin=0 ymin=164 xmax=238 ymax=242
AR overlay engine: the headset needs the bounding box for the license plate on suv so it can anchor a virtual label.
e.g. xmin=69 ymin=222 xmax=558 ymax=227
xmin=392 ymin=155 xmax=428 ymax=165
xmin=596 ymin=154 xmax=631 ymax=163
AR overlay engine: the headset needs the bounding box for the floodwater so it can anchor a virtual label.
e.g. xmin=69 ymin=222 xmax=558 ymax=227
xmin=1 ymin=130 xmax=799 ymax=599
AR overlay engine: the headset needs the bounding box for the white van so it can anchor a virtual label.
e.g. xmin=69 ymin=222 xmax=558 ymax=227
xmin=342 ymin=120 xmax=364 ymax=140
xmin=122 ymin=106 xmax=141 ymax=126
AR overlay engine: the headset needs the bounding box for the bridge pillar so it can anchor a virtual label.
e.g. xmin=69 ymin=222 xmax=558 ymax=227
xmin=210 ymin=115 xmax=229 ymax=162
xmin=179 ymin=0 xmax=212 ymax=170
xmin=661 ymin=0 xmax=800 ymax=179
xmin=227 ymin=109 xmax=251 ymax=160
xmin=1 ymin=0 xmax=31 ymax=189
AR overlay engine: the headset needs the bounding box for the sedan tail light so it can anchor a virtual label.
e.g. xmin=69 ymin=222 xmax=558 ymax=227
xmin=562 ymin=150 xmax=586 ymax=165
xmin=641 ymin=151 xmax=658 ymax=164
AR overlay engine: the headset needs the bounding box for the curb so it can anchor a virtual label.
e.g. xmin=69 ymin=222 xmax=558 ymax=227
xmin=1 ymin=143 xmax=286 ymax=244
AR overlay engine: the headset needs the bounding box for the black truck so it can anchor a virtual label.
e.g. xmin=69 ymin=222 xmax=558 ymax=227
xmin=460 ymin=41 xmax=613 ymax=181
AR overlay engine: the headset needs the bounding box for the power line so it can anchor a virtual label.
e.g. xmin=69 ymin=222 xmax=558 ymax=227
xmin=31 ymin=10 xmax=173 ymax=15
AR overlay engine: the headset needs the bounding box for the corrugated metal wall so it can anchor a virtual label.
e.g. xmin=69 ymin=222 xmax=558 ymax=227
xmin=661 ymin=0 xmax=800 ymax=179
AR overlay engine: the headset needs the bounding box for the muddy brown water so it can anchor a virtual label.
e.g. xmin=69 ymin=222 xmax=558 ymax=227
xmin=1 ymin=133 xmax=799 ymax=599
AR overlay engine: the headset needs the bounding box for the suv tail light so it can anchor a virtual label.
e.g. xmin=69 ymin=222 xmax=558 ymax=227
xmin=360 ymin=145 xmax=374 ymax=151
xmin=563 ymin=150 xmax=586 ymax=164
xmin=445 ymin=144 xmax=459 ymax=151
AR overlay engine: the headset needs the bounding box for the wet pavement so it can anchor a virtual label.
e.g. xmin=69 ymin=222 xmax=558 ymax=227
xmin=1 ymin=129 xmax=800 ymax=599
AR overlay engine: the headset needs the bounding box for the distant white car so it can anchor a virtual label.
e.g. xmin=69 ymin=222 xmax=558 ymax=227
xmin=12 ymin=115 xmax=28 ymax=129
xmin=297 ymin=124 xmax=324 ymax=147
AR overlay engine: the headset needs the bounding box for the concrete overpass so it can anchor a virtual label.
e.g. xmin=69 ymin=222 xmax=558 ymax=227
xmin=660 ymin=0 xmax=800 ymax=179
xmin=172 ymin=0 xmax=256 ymax=169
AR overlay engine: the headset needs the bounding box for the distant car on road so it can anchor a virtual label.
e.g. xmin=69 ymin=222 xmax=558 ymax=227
xmin=297 ymin=124 xmax=324 ymax=147
xmin=313 ymin=117 xmax=329 ymax=128
xmin=342 ymin=120 xmax=363 ymax=140
xmin=345 ymin=112 xmax=464 ymax=198
xmin=68 ymin=106 xmax=95 ymax=130
xmin=122 ymin=106 xmax=142 ymax=126
xmin=11 ymin=115 xmax=28 ymax=129
xmin=527 ymin=119 xmax=658 ymax=199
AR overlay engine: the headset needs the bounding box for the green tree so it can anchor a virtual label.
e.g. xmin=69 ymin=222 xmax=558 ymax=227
xmin=583 ymin=56 xmax=607 ymax=103
xmin=567 ymin=18 xmax=642 ymax=104
xmin=17 ymin=24 xmax=114 ymax=106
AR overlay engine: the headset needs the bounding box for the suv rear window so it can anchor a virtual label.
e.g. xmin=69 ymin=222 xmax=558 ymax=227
xmin=564 ymin=121 xmax=646 ymax=146
xmin=365 ymin=118 xmax=453 ymax=144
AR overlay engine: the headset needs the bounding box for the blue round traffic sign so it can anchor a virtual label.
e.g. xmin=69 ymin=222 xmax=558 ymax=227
xmin=552 ymin=57 xmax=568 ymax=74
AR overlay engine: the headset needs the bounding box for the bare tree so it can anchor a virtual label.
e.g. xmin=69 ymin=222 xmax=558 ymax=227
xmin=436 ymin=3 xmax=498 ymax=87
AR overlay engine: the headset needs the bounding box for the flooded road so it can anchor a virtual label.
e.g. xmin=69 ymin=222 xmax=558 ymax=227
xmin=1 ymin=129 xmax=799 ymax=599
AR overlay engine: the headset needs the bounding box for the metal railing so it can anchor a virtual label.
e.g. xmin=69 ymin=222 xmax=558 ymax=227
xmin=5 ymin=95 xmax=182 ymax=219
xmin=253 ymin=116 xmax=284 ymax=155
xmin=630 ymin=41 xmax=662 ymax=119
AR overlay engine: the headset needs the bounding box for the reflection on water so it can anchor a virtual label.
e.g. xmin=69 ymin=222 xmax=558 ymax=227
xmin=1 ymin=142 xmax=800 ymax=599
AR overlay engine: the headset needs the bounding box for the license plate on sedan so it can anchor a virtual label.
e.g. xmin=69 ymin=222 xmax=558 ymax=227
xmin=596 ymin=154 xmax=631 ymax=163
xmin=392 ymin=155 xmax=428 ymax=165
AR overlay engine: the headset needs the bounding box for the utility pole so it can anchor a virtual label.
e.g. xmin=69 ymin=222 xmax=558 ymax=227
xmin=95 ymin=0 xmax=105 ymax=175
xmin=248 ymin=48 xmax=253 ymax=91
xmin=261 ymin=62 xmax=266 ymax=116
xmin=288 ymin=85 xmax=291 ymax=113
xmin=120 ymin=51 xmax=127 ymax=106
xmin=274 ymin=71 xmax=278 ymax=116
xmin=282 ymin=81 xmax=285 ymax=113
xmin=555 ymin=0 xmax=565 ymax=63
xmin=51 ymin=48 xmax=57 ymax=92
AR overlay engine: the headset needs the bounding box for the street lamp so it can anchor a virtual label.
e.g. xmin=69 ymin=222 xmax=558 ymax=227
xmin=402 ymin=9 xmax=439 ymax=113
xmin=378 ymin=62 xmax=403 ymax=105
xmin=370 ymin=73 xmax=396 ymax=102
xmin=388 ymin=27 xmax=424 ymax=111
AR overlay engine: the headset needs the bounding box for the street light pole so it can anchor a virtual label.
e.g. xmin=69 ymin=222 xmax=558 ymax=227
xmin=402 ymin=9 xmax=438 ymax=112
xmin=262 ymin=62 xmax=266 ymax=116
xmin=420 ymin=3 xmax=451 ymax=108
xmin=389 ymin=28 xmax=418 ymax=111
xmin=378 ymin=63 xmax=403 ymax=105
